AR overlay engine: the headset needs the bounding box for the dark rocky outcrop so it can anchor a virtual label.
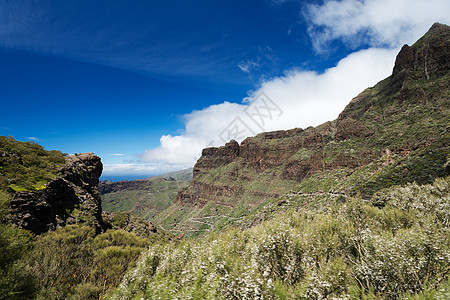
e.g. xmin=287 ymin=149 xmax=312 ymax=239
xmin=9 ymin=153 xmax=105 ymax=234
xmin=392 ymin=44 xmax=414 ymax=77
xmin=175 ymin=181 xmax=238 ymax=208
xmin=99 ymin=179 xmax=153 ymax=194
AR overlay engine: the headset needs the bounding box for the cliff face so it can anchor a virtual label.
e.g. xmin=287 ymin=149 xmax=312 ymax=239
xmin=161 ymin=23 xmax=450 ymax=234
xmin=99 ymin=179 xmax=155 ymax=194
xmin=9 ymin=153 xmax=105 ymax=234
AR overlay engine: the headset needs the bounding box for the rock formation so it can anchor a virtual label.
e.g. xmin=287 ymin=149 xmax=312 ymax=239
xmin=9 ymin=153 xmax=105 ymax=234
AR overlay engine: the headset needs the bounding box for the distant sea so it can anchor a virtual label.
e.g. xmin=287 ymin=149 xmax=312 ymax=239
xmin=99 ymin=175 xmax=156 ymax=182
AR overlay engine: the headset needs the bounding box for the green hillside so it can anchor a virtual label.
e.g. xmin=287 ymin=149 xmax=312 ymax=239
xmin=0 ymin=138 xmax=175 ymax=299
xmin=0 ymin=23 xmax=449 ymax=300
xmin=100 ymin=177 xmax=190 ymax=221
xmin=157 ymin=168 xmax=193 ymax=181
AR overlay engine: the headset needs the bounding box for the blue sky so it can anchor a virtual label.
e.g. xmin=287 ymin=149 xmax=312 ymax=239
xmin=1 ymin=0 xmax=449 ymax=180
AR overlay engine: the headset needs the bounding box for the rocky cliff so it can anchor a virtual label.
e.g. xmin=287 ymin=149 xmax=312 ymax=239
xmin=160 ymin=23 xmax=450 ymax=234
xmin=9 ymin=153 xmax=105 ymax=234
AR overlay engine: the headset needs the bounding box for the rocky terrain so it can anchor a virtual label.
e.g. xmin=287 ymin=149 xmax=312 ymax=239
xmin=7 ymin=153 xmax=104 ymax=234
xmin=0 ymin=23 xmax=448 ymax=300
xmin=1 ymin=146 xmax=159 ymax=238
xmin=0 ymin=138 xmax=179 ymax=298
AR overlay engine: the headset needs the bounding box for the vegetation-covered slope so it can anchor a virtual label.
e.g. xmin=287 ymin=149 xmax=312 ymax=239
xmin=100 ymin=176 xmax=190 ymax=221
xmin=112 ymin=177 xmax=450 ymax=299
xmin=1 ymin=23 xmax=449 ymax=300
xmin=0 ymin=136 xmax=66 ymax=192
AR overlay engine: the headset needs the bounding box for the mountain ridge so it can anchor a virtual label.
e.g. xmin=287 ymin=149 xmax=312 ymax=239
xmin=155 ymin=22 xmax=450 ymax=235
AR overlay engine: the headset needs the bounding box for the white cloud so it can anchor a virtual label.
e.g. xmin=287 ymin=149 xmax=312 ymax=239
xmin=141 ymin=102 xmax=246 ymax=166
xmin=108 ymin=153 xmax=125 ymax=156
xmin=102 ymin=163 xmax=187 ymax=176
xmin=27 ymin=136 xmax=39 ymax=141
xmin=141 ymin=47 xmax=398 ymax=167
xmin=306 ymin=0 xmax=450 ymax=51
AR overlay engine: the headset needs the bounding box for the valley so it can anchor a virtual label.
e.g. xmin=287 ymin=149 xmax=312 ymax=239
xmin=0 ymin=22 xmax=449 ymax=300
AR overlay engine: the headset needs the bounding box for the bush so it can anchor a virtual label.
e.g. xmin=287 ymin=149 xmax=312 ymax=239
xmin=27 ymin=225 xmax=151 ymax=299
xmin=0 ymin=190 xmax=37 ymax=299
xmin=356 ymin=226 xmax=449 ymax=298
xmin=111 ymin=178 xmax=450 ymax=299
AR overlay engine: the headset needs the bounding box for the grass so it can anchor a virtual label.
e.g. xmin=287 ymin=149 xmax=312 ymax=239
xmin=0 ymin=136 xmax=66 ymax=192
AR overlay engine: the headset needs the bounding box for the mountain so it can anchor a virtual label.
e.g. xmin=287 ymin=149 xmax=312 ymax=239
xmin=1 ymin=23 xmax=448 ymax=300
xmin=156 ymin=23 xmax=450 ymax=235
xmin=99 ymin=169 xmax=191 ymax=221
xmin=110 ymin=23 xmax=450 ymax=300
xmin=157 ymin=168 xmax=193 ymax=181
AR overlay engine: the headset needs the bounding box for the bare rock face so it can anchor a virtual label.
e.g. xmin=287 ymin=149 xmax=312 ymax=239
xmin=393 ymin=44 xmax=414 ymax=77
xmin=335 ymin=117 xmax=374 ymax=140
xmin=393 ymin=23 xmax=450 ymax=80
xmin=193 ymin=140 xmax=240 ymax=177
xmin=175 ymin=181 xmax=238 ymax=208
xmin=9 ymin=153 xmax=105 ymax=234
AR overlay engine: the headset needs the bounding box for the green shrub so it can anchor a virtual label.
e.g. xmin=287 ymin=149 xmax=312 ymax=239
xmin=27 ymin=225 xmax=151 ymax=299
xmin=356 ymin=226 xmax=449 ymax=298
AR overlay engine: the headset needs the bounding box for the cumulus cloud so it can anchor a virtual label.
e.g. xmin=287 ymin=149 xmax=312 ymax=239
xmin=306 ymin=0 xmax=450 ymax=51
xmin=141 ymin=47 xmax=398 ymax=167
xmin=141 ymin=102 xmax=247 ymax=166
xmin=139 ymin=0 xmax=450 ymax=172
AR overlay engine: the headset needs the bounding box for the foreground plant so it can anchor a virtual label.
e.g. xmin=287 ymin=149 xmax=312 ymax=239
xmin=111 ymin=177 xmax=450 ymax=299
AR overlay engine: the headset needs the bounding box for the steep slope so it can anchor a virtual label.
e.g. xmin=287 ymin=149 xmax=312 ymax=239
xmin=158 ymin=23 xmax=450 ymax=235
